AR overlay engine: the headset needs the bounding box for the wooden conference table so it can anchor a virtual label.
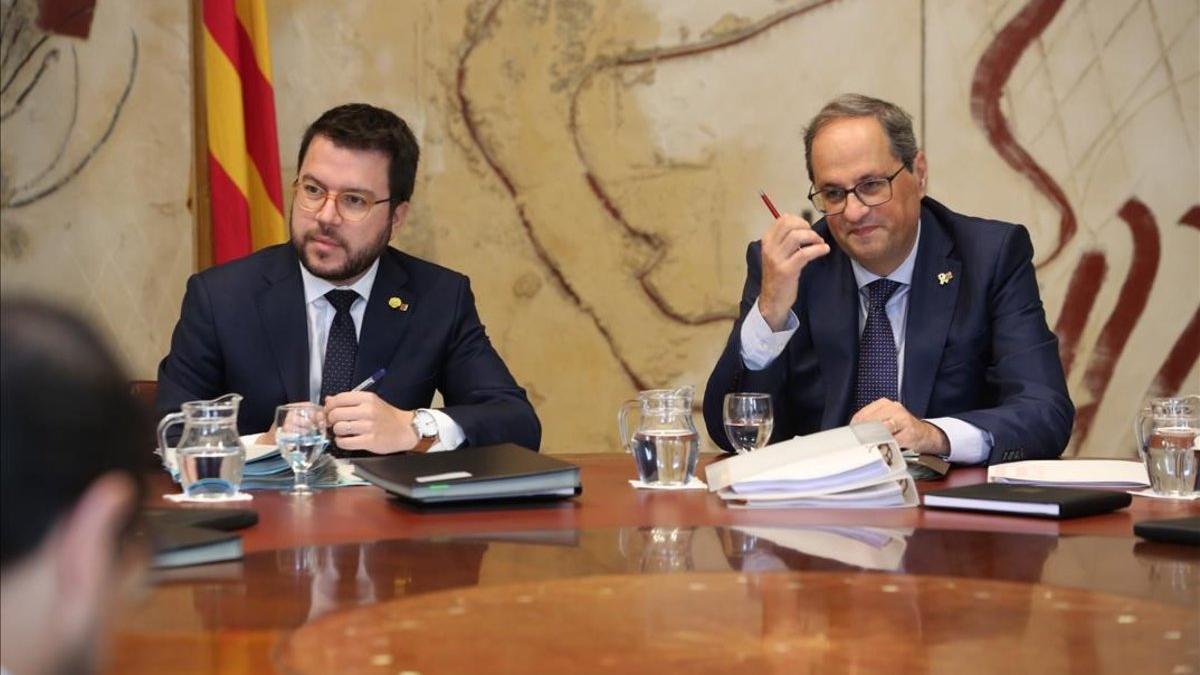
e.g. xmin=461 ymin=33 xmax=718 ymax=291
xmin=111 ymin=454 xmax=1200 ymax=674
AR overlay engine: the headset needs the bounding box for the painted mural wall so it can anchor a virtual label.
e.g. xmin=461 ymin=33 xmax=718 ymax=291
xmin=1 ymin=0 xmax=1197 ymax=457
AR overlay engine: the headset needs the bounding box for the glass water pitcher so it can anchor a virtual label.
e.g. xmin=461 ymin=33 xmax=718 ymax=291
xmin=157 ymin=393 xmax=246 ymax=498
xmin=1133 ymin=395 xmax=1199 ymax=495
xmin=617 ymin=386 xmax=699 ymax=486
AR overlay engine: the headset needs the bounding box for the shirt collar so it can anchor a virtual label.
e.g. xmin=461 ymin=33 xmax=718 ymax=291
xmin=299 ymin=258 xmax=380 ymax=306
xmin=850 ymin=219 xmax=921 ymax=290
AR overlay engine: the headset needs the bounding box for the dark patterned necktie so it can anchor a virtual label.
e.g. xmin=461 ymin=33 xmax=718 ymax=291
xmin=853 ymin=278 xmax=902 ymax=414
xmin=320 ymin=289 xmax=359 ymax=402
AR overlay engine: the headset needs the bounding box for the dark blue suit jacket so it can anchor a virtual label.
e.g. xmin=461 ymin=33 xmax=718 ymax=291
xmin=157 ymin=244 xmax=541 ymax=450
xmin=703 ymin=197 xmax=1073 ymax=464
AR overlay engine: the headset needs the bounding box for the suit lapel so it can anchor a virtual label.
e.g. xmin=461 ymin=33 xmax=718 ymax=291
xmin=256 ymin=247 xmax=310 ymax=403
xmin=902 ymin=204 xmax=960 ymax=418
xmin=809 ymin=248 xmax=859 ymax=428
xmin=356 ymin=249 xmax=414 ymax=383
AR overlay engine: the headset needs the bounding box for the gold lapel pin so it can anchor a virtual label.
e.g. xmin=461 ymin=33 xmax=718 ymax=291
xmin=388 ymin=296 xmax=409 ymax=311
xmin=937 ymin=271 xmax=954 ymax=286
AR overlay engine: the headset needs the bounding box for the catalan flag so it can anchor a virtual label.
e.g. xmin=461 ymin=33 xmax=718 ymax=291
xmin=197 ymin=0 xmax=285 ymax=266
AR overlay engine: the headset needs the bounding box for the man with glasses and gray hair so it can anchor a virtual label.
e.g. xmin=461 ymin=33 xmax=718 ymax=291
xmin=704 ymin=93 xmax=1073 ymax=465
xmin=158 ymin=103 xmax=540 ymax=454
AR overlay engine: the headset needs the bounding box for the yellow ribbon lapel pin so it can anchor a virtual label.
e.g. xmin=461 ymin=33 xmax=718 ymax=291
xmin=937 ymin=271 xmax=954 ymax=286
xmin=388 ymin=296 xmax=409 ymax=311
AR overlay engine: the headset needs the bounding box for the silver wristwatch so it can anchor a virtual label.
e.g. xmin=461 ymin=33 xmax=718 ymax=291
xmin=412 ymin=409 xmax=439 ymax=443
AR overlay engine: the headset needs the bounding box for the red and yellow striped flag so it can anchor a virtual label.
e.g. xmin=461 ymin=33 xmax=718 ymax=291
xmin=199 ymin=0 xmax=285 ymax=266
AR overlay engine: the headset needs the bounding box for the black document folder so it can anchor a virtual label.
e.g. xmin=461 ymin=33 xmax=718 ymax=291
xmin=142 ymin=508 xmax=257 ymax=569
xmin=150 ymin=525 xmax=242 ymax=569
xmin=1134 ymin=517 xmax=1200 ymax=546
xmin=922 ymin=483 xmax=1131 ymax=519
xmin=351 ymin=444 xmax=581 ymax=504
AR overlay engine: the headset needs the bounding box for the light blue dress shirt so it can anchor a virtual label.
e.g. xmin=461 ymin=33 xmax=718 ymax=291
xmin=739 ymin=223 xmax=992 ymax=464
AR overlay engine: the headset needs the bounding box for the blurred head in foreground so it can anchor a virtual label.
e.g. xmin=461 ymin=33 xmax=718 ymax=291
xmin=1 ymin=298 xmax=148 ymax=675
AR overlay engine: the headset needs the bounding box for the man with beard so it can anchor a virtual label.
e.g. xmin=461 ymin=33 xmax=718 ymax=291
xmin=157 ymin=104 xmax=540 ymax=454
xmin=2 ymin=299 xmax=148 ymax=674
xmin=703 ymin=94 xmax=1072 ymax=464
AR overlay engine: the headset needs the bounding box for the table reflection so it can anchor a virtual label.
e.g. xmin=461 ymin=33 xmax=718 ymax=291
xmin=278 ymin=570 xmax=1197 ymax=674
xmin=145 ymin=525 xmax=1199 ymax=637
xmin=1134 ymin=540 xmax=1200 ymax=599
xmin=176 ymin=539 xmax=490 ymax=630
xmin=719 ymin=526 xmax=912 ymax=571
xmin=618 ymin=526 xmax=697 ymax=573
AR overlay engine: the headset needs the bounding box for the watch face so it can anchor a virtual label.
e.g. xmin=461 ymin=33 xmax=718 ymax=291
xmin=415 ymin=412 xmax=438 ymax=437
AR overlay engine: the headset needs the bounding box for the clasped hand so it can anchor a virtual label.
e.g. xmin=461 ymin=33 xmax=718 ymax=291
xmin=324 ymin=391 xmax=419 ymax=454
xmin=850 ymin=398 xmax=949 ymax=456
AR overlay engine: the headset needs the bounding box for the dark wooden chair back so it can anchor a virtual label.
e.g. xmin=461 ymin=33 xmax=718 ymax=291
xmin=130 ymin=379 xmax=158 ymax=413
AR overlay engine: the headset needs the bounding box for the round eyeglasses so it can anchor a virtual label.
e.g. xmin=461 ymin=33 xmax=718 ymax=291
xmin=807 ymin=166 xmax=906 ymax=216
xmin=293 ymin=179 xmax=390 ymax=222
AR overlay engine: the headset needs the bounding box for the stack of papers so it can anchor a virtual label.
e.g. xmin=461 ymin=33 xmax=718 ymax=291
xmin=987 ymin=459 xmax=1149 ymax=489
xmin=705 ymin=423 xmax=918 ymax=508
xmin=240 ymin=436 xmax=366 ymax=490
xmin=163 ymin=436 xmax=367 ymax=491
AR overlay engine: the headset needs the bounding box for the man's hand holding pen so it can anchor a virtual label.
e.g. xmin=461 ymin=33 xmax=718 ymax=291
xmin=324 ymin=391 xmax=420 ymax=454
xmin=757 ymin=193 xmax=830 ymax=331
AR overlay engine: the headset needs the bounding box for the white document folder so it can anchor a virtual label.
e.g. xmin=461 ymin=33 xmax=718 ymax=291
xmin=705 ymin=422 xmax=904 ymax=495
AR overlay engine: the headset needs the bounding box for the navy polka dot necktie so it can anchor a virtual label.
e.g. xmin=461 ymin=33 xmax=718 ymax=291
xmin=320 ymin=289 xmax=359 ymax=403
xmin=853 ymin=278 xmax=902 ymax=414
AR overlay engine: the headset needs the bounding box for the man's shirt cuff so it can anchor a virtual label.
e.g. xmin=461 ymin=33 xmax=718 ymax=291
xmin=739 ymin=299 xmax=799 ymax=371
xmin=424 ymin=408 xmax=465 ymax=452
xmin=927 ymin=417 xmax=992 ymax=465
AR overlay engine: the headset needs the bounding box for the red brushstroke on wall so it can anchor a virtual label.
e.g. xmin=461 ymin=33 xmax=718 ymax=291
xmin=1055 ymin=251 xmax=1107 ymax=376
xmin=970 ymin=0 xmax=1075 ymax=267
xmin=1149 ymin=207 xmax=1200 ymax=396
xmin=1071 ymin=199 xmax=1161 ymax=451
xmin=972 ymin=0 xmax=1199 ymax=453
xmin=1181 ymin=206 xmax=1200 ymax=231
xmin=1153 ymin=310 xmax=1200 ymax=397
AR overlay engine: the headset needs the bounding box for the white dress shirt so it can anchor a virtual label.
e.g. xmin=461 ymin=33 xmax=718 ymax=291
xmin=739 ymin=222 xmax=992 ymax=464
xmin=299 ymin=261 xmax=463 ymax=452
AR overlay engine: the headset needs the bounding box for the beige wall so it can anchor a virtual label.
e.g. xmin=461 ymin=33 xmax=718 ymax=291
xmin=0 ymin=0 xmax=193 ymax=375
xmin=1 ymin=0 xmax=1197 ymax=457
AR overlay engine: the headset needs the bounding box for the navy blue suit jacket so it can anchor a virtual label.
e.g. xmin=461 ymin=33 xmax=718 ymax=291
xmin=703 ymin=197 xmax=1073 ymax=464
xmin=157 ymin=244 xmax=541 ymax=450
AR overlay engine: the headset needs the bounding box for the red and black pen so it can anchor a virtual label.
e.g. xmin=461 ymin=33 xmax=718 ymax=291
xmin=758 ymin=190 xmax=781 ymax=219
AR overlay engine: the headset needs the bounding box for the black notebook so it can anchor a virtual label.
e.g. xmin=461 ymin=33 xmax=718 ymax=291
xmin=351 ymin=444 xmax=581 ymax=504
xmin=142 ymin=508 xmax=257 ymax=569
xmin=150 ymin=525 xmax=242 ymax=569
xmin=143 ymin=507 xmax=258 ymax=532
xmin=1134 ymin=517 xmax=1200 ymax=546
xmin=923 ymin=483 xmax=1132 ymax=519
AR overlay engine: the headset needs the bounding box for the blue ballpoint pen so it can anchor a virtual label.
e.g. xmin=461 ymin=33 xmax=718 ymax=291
xmin=350 ymin=368 xmax=387 ymax=392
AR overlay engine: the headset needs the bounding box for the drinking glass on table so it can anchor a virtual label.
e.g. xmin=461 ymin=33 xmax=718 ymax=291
xmin=274 ymin=403 xmax=329 ymax=495
xmin=723 ymin=393 xmax=774 ymax=454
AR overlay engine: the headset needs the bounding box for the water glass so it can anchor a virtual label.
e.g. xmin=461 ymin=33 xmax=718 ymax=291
xmin=275 ymin=403 xmax=329 ymax=495
xmin=723 ymin=393 xmax=774 ymax=454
